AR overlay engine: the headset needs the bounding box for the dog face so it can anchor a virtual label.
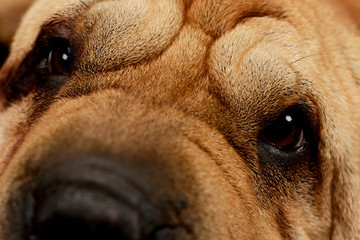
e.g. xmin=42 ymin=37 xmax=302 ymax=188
xmin=0 ymin=0 xmax=360 ymax=239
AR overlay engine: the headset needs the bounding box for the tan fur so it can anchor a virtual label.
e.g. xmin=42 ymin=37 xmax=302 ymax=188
xmin=0 ymin=0 xmax=359 ymax=239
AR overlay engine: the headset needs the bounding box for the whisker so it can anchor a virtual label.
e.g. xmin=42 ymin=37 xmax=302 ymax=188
xmin=290 ymin=54 xmax=319 ymax=65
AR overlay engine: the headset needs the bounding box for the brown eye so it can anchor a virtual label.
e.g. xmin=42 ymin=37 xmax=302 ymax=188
xmin=48 ymin=43 xmax=71 ymax=74
xmin=260 ymin=111 xmax=305 ymax=150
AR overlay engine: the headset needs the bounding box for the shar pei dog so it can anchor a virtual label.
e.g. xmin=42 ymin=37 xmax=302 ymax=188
xmin=0 ymin=0 xmax=360 ymax=239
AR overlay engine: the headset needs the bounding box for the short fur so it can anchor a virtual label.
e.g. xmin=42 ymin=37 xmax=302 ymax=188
xmin=0 ymin=0 xmax=359 ymax=239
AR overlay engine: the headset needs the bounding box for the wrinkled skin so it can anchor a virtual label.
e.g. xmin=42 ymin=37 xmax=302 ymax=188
xmin=0 ymin=0 xmax=360 ymax=239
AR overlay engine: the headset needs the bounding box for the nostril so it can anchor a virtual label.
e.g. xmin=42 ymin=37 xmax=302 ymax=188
xmin=30 ymin=185 xmax=144 ymax=240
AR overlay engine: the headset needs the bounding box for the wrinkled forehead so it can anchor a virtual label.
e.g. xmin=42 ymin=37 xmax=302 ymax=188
xmin=8 ymin=0 xmax=321 ymax=107
xmin=13 ymin=0 xmax=313 ymax=75
xmin=12 ymin=0 xmax=290 ymax=53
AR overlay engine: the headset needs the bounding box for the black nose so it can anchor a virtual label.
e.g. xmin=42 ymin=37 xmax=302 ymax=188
xmin=18 ymin=155 xmax=191 ymax=240
xmin=33 ymin=189 xmax=142 ymax=240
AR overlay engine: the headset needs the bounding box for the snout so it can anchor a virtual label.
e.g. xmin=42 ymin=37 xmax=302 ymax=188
xmin=0 ymin=91 xmax=264 ymax=239
xmin=14 ymin=155 xmax=192 ymax=240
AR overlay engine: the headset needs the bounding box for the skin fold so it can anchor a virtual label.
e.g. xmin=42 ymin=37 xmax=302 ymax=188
xmin=0 ymin=0 xmax=359 ymax=239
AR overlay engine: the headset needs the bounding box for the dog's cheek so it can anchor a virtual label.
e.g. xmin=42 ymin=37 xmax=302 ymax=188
xmin=0 ymin=97 xmax=32 ymax=173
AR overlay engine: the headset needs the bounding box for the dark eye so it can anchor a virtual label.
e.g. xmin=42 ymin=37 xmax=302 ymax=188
xmin=260 ymin=110 xmax=305 ymax=151
xmin=46 ymin=42 xmax=72 ymax=75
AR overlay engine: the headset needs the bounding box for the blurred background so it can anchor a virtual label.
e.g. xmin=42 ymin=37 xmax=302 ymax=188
xmin=0 ymin=0 xmax=34 ymax=67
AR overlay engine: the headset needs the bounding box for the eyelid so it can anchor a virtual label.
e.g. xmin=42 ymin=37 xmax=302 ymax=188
xmin=262 ymin=103 xmax=316 ymax=127
xmin=38 ymin=18 xmax=74 ymax=41
xmin=34 ymin=17 xmax=76 ymax=60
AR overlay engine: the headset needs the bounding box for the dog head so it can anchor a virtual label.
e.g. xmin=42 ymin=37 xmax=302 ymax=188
xmin=0 ymin=0 xmax=360 ymax=239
